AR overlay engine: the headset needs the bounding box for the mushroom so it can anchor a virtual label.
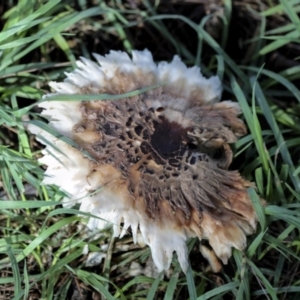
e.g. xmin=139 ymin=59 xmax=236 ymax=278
xmin=29 ymin=50 xmax=257 ymax=273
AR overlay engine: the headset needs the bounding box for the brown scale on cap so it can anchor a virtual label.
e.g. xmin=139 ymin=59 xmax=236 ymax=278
xmin=71 ymin=88 xmax=257 ymax=268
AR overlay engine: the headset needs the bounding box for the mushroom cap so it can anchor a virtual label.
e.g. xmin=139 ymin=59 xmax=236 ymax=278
xmin=29 ymin=50 xmax=257 ymax=272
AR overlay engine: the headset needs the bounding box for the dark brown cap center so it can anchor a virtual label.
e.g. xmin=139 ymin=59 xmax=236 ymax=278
xmin=150 ymin=117 xmax=186 ymax=158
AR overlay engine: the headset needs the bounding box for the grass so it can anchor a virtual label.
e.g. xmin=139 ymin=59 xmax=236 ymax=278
xmin=1 ymin=0 xmax=300 ymax=299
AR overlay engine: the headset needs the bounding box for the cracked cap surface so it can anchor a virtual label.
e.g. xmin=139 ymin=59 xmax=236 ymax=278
xmin=29 ymin=49 xmax=257 ymax=272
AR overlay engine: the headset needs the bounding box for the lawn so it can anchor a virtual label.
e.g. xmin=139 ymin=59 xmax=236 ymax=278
xmin=1 ymin=0 xmax=300 ymax=299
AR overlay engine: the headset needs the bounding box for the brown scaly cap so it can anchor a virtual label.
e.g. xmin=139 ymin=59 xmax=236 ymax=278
xmin=29 ymin=50 xmax=257 ymax=272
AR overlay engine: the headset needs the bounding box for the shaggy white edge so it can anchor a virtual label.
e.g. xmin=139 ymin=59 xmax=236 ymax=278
xmin=58 ymin=49 xmax=222 ymax=103
xmin=29 ymin=50 xmax=225 ymax=272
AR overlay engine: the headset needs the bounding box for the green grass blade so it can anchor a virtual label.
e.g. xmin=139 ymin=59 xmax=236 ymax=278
xmin=197 ymin=281 xmax=239 ymax=300
xmin=146 ymin=272 xmax=163 ymax=300
xmin=251 ymin=78 xmax=300 ymax=191
xmin=6 ymin=245 xmax=22 ymax=297
xmin=186 ymin=265 xmax=197 ymax=300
